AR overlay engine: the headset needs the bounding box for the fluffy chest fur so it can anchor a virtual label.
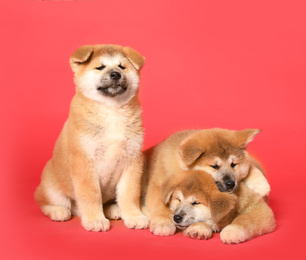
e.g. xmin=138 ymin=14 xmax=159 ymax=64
xmin=69 ymin=95 xmax=143 ymax=201
xmin=80 ymin=107 xmax=142 ymax=165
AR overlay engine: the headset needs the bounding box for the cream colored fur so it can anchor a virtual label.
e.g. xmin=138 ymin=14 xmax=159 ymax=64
xmin=143 ymin=128 xmax=274 ymax=241
xmin=35 ymin=44 xmax=148 ymax=231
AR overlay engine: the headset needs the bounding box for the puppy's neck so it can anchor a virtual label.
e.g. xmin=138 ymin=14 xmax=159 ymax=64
xmin=73 ymin=92 xmax=140 ymax=110
xmin=69 ymin=93 xmax=142 ymax=127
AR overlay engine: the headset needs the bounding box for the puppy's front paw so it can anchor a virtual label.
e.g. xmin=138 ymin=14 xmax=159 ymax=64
xmin=251 ymin=182 xmax=271 ymax=197
xmin=82 ymin=217 xmax=110 ymax=232
xmin=183 ymin=223 xmax=213 ymax=240
xmin=220 ymin=224 xmax=248 ymax=244
xmin=150 ymin=219 xmax=176 ymax=236
xmin=245 ymin=168 xmax=271 ymax=197
xmin=123 ymin=214 xmax=149 ymax=229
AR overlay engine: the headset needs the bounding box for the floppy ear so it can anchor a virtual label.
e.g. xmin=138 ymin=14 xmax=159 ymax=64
xmin=210 ymin=192 xmax=237 ymax=223
xmin=69 ymin=45 xmax=93 ymax=72
xmin=122 ymin=46 xmax=145 ymax=71
xmin=179 ymin=137 xmax=204 ymax=167
xmin=237 ymin=129 xmax=261 ymax=149
xmin=161 ymin=179 xmax=176 ymax=205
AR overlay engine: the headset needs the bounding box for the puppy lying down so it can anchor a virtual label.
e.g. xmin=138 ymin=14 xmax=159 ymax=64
xmin=143 ymin=128 xmax=275 ymax=243
xmin=163 ymin=170 xmax=275 ymax=243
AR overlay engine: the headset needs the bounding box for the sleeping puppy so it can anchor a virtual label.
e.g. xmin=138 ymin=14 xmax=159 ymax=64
xmin=163 ymin=170 xmax=275 ymax=243
xmin=35 ymin=44 xmax=149 ymax=231
xmin=178 ymin=129 xmax=270 ymax=198
xmin=143 ymin=128 xmax=270 ymax=236
xmin=162 ymin=170 xmax=237 ymax=240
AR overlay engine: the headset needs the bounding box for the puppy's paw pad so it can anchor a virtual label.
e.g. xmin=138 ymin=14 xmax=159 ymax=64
xmin=150 ymin=222 xmax=176 ymax=236
xmin=220 ymin=224 xmax=248 ymax=244
xmin=183 ymin=225 xmax=212 ymax=240
xmin=82 ymin=218 xmax=110 ymax=232
xmin=123 ymin=214 xmax=149 ymax=229
xmin=42 ymin=205 xmax=71 ymax=222
xmin=104 ymin=204 xmax=121 ymax=220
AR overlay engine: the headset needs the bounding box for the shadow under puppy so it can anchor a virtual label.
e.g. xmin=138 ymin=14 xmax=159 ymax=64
xmin=162 ymin=170 xmax=275 ymax=243
xmin=143 ymin=128 xmax=272 ymax=237
xmin=35 ymin=44 xmax=148 ymax=231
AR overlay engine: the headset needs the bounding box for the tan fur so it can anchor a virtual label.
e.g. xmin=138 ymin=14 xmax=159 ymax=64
xmin=35 ymin=44 xmax=149 ymax=231
xmin=144 ymin=128 xmax=270 ymax=197
xmin=143 ymin=128 xmax=275 ymax=242
xmin=162 ymin=171 xmax=275 ymax=243
xmin=220 ymin=182 xmax=275 ymax=244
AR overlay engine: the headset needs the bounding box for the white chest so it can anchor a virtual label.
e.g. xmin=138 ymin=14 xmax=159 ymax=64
xmin=79 ymin=111 xmax=142 ymax=176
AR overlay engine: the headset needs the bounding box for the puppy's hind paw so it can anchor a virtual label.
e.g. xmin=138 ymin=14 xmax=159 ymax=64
xmin=123 ymin=214 xmax=149 ymax=229
xmin=104 ymin=203 xmax=121 ymax=220
xmin=42 ymin=205 xmax=71 ymax=222
xmin=220 ymin=224 xmax=248 ymax=244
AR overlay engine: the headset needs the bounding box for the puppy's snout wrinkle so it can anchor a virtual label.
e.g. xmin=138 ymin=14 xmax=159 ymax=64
xmin=110 ymin=71 xmax=121 ymax=80
xmin=173 ymin=214 xmax=183 ymax=223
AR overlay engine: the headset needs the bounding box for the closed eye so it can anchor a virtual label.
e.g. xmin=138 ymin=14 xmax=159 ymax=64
xmin=192 ymin=201 xmax=201 ymax=205
xmin=96 ymin=65 xmax=105 ymax=70
xmin=118 ymin=64 xmax=126 ymax=70
xmin=210 ymin=164 xmax=220 ymax=170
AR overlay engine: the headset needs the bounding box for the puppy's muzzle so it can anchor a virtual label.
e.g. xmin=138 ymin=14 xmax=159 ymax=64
xmin=173 ymin=214 xmax=183 ymax=224
xmin=110 ymin=71 xmax=121 ymax=80
xmin=97 ymin=70 xmax=127 ymax=97
xmin=216 ymin=176 xmax=237 ymax=193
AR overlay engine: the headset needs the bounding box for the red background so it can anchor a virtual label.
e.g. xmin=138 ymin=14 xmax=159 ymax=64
xmin=1 ymin=0 xmax=306 ymax=259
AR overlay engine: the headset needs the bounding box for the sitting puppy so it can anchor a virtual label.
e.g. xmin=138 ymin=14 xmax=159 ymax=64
xmin=143 ymin=128 xmax=270 ymax=236
xmin=163 ymin=170 xmax=275 ymax=243
xmin=35 ymin=44 xmax=149 ymax=231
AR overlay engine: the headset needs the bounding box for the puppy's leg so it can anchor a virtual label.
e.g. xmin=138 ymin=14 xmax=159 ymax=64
xmin=183 ymin=222 xmax=213 ymax=240
xmin=145 ymin=185 xmax=176 ymax=236
xmin=117 ymin=155 xmax=149 ymax=229
xmin=35 ymin=161 xmax=72 ymax=222
xmin=104 ymin=202 xmax=121 ymax=220
xmin=244 ymin=165 xmax=270 ymax=197
xmin=220 ymin=201 xmax=276 ymax=244
xmin=71 ymin=155 xmax=110 ymax=232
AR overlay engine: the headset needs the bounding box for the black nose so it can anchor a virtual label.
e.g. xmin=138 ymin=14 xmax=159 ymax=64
xmin=110 ymin=71 xmax=121 ymax=80
xmin=173 ymin=215 xmax=183 ymax=223
xmin=225 ymin=180 xmax=235 ymax=190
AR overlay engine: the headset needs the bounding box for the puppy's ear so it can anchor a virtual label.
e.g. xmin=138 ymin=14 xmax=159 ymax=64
xmin=161 ymin=179 xmax=176 ymax=205
xmin=210 ymin=192 xmax=237 ymax=223
xmin=69 ymin=45 xmax=93 ymax=72
xmin=179 ymin=137 xmax=204 ymax=167
xmin=122 ymin=47 xmax=145 ymax=71
xmin=237 ymin=129 xmax=261 ymax=149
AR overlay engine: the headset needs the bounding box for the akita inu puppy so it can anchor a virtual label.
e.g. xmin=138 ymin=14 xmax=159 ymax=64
xmin=143 ymin=128 xmax=271 ymax=236
xmin=35 ymin=44 xmax=149 ymax=231
xmin=163 ymin=170 xmax=275 ymax=243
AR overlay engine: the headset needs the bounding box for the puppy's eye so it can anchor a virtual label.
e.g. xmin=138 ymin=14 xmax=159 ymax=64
xmin=96 ymin=65 xmax=106 ymax=70
xmin=192 ymin=201 xmax=200 ymax=205
xmin=210 ymin=165 xmax=219 ymax=170
xmin=118 ymin=64 xmax=126 ymax=70
xmin=177 ymin=198 xmax=181 ymax=202
xmin=231 ymin=162 xmax=237 ymax=168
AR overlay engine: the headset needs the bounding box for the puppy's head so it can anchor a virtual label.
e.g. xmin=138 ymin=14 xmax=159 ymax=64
xmin=162 ymin=171 xmax=237 ymax=230
xmin=69 ymin=44 xmax=145 ymax=106
xmin=179 ymin=128 xmax=260 ymax=193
